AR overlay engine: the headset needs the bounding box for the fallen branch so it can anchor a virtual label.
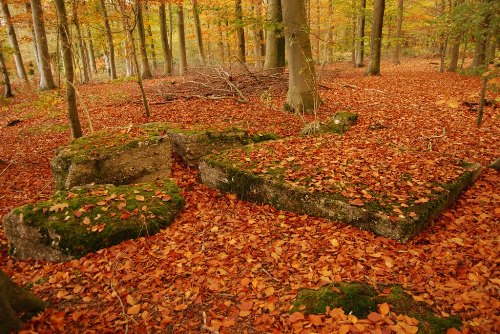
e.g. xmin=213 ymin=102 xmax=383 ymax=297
xmin=0 ymin=160 xmax=14 ymax=177
xmin=420 ymin=128 xmax=446 ymax=151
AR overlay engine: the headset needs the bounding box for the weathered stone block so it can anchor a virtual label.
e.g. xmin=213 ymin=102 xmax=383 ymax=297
xmin=167 ymin=128 xmax=278 ymax=167
xmin=52 ymin=125 xmax=172 ymax=190
xmin=301 ymin=111 xmax=358 ymax=135
xmin=199 ymin=148 xmax=481 ymax=242
xmin=3 ymin=181 xmax=184 ymax=262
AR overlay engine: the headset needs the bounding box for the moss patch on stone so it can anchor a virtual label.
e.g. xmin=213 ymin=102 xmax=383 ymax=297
xmin=200 ymin=135 xmax=481 ymax=242
xmin=7 ymin=180 xmax=184 ymax=260
xmin=321 ymin=111 xmax=358 ymax=134
xmin=292 ymin=283 xmax=461 ymax=334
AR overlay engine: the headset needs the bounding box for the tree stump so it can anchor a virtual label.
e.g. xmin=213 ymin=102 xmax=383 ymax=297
xmin=0 ymin=269 xmax=46 ymax=333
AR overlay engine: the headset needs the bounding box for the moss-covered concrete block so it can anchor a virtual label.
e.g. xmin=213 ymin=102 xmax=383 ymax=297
xmin=301 ymin=112 xmax=358 ymax=135
xmin=51 ymin=124 xmax=172 ymax=189
xmin=292 ymin=283 xmax=461 ymax=334
xmin=2 ymin=180 xmax=184 ymax=262
xmin=199 ymin=147 xmax=481 ymax=242
xmin=167 ymin=128 xmax=278 ymax=167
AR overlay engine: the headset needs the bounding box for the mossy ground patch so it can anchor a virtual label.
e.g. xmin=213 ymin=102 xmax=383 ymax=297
xmin=5 ymin=180 xmax=184 ymax=260
xmin=292 ymin=283 xmax=461 ymax=334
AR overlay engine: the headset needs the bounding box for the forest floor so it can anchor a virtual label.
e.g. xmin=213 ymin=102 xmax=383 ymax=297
xmin=0 ymin=58 xmax=498 ymax=333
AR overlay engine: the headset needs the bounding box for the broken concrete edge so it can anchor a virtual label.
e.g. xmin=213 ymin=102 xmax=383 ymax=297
xmin=291 ymin=282 xmax=462 ymax=333
xmin=166 ymin=127 xmax=280 ymax=167
xmin=199 ymin=157 xmax=481 ymax=242
xmin=2 ymin=180 xmax=185 ymax=262
xmin=301 ymin=112 xmax=358 ymax=136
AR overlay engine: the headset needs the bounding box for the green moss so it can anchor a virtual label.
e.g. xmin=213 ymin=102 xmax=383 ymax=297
xmin=14 ymin=180 xmax=184 ymax=258
xmin=250 ymin=133 xmax=280 ymax=143
xmin=386 ymin=285 xmax=461 ymax=334
xmin=292 ymin=283 xmax=461 ymax=333
xmin=321 ymin=112 xmax=358 ymax=134
xmin=56 ymin=123 xmax=171 ymax=163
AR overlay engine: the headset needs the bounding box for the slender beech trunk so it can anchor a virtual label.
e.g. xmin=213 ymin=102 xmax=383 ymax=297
xmin=159 ymin=3 xmax=172 ymax=75
xmin=264 ymin=0 xmax=285 ymax=71
xmin=72 ymin=0 xmax=89 ymax=82
xmin=99 ymin=0 xmax=116 ymax=79
xmin=252 ymin=4 xmax=263 ymax=69
xmin=54 ymin=0 xmax=82 ymax=138
xmin=393 ymin=0 xmax=403 ymax=64
xmin=1 ymin=0 xmax=28 ymax=82
xmin=25 ymin=2 xmax=40 ymax=72
xmin=322 ymin=0 xmax=334 ymax=66
xmin=367 ymin=0 xmax=385 ymax=75
xmin=447 ymin=34 xmax=461 ymax=71
xmin=30 ymin=0 xmax=56 ymax=90
xmin=315 ymin=0 xmax=320 ymax=63
xmin=282 ymin=0 xmax=319 ymax=113
xmin=472 ymin=0 xmax=493 ymax=68
xmin=0 ymin=45 xmax=13 ymax=97
xmin=192 ymin=0 xmax=206 ymax=65
xmin=354 ymin=0 xmax=366 ymax=67
xmin=136 ymin=2 xmax=152 ymax=79
xmin=86 ymin=28 xmax=97 ymax=73
xmin=225 ymin=19 xmax=232 ymax=60
xmin=147 ymin=24 xmax=157 ymax=69
xmin=217 ymin=17 xmax=225 ymax=65
xmin=168 ymin=4 xmax=173 ymax=68
xmin=235 ymin=0 xmax=245 ymax=62
xmin=177 ymin=5 xmax=188 ymax=74
xmin=438 ymin=0 xmax=447 ymax=72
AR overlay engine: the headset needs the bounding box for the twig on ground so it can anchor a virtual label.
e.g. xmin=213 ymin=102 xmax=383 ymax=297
xmin=0 ymin=160 xmax=14 ymax=177
xmin=34 ymin=180 xmax=52 ymax=198
xmin=261 ymin=268 xmax=280 ymax=283
xmin=420 ymin=127 xmax=446 ymax=151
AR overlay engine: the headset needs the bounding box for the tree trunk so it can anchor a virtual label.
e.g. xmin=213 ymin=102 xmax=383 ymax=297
xmin=0 ymin=45 xmax=13 ymax=98
xmin=315 ymin=0 xmax=320 ymax=64
xmin=0 ymin=269 xmax=46 ymax=334
xmin=1 ymin=0 xmax=28 ymax=82
xmin=86 ymin=27 xmax=97 ymax=74
xmin=30 ymin=0 xmax=56 ymax=90
xmin=136 ymin=1 xmax=152 ymax=79
xmin=393 ymin=0 xmax=403 ymax=64
xmin=55 ymin=0 xmax=82 ymax=138
xmin=217 ymin=17 xmax=225 ymax=65
xmin=235 ymin=0 xmax=246 ymax=62
xmin=438 ymin=0 xmax=447 ymax=73
xmin=147 ymin=24 xmax=157 ymax=69
xmin=252 ymin=4 xmax=263 ymax=69
xmin=159 ymin=3 xmax=172 ymax=75
xmin=367 ymin=0 xmax=385 ymax=76
xmin=354 ymin=0 xmax=366 ymax=67
xmin=472 ymin=0 xmax=493 ymax=68
xmin=264 ymin=0 xmax=285 ymax=71
xmin=25 ymin=2 xmax=40 ymax=73
xmin=72 ymin=0 xmax=89 ymax=83
xmin=99 ymin=0 xmax=116 ymax=79
xmin=168 ymin=4 xmax=173 ymax=69
xmin=282 ymin=0 xmax=319 ymax=113
xmin=322 ymin=0 xmax=334 ymax=66
xmin=177 ymin=5 xmax=188 ymax=74
xmin=192 ymin=0 xmax=206 ymax=65
xmin=447 ymin=34 xmax=461 ymax=72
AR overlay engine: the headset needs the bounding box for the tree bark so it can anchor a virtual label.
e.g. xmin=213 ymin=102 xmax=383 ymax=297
xmin=25 ymin=2 xmax=40 ymax=73
xmin=159 ymin=3 xmax=172 ymax=75
xmin=99 ymin=0 xmax=116 ymax=79
xmin=447 ymin=34 xmax=461 ymax=72
xmin=177 ymin=5 xmax=188 ymax=74
xmin=86 ymin=27 xmax=97 ymax=74
xmin=235 ymin=0 xmax=246 ymax=62
xmin=192 ymin=0 xmax=206 ymax=65
xmin=72 ymin=0 xmax=89 ymax=83
xmin=55 ymin=0 xmax=82 ymax=138
xmin=0 ymin=44 xmax=13 ymax=98
xmin=354 ymin=0 xmax=366 ymax=67
xmin=282 ymin=0 xmax=319 ymax=113
xmin=30 ymin=0 xmax=56 ymax=90
xmin=252 ymin=3 xmax=263 ymax=69
xmin=136 ymin=1 xmax=152 ymax=79
xmin=264 ymin=0 xmax=285 ymax=71
xmin=147 ymin=24 xmax=157 ymax=69
xmin=471 ymin=0 xmax=493 ymax=68
xmin=0 ymin=269 xmax=46 ymax=334
xmin=0 ymin=0 xmax=28 ymax=82
xmin=393 ymin=0 xmax=403 ymax=64
xmin=367 ymin=0 xmax=385 ymax=75
xmin=217 ymin=17 xmax=225 ymax=65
